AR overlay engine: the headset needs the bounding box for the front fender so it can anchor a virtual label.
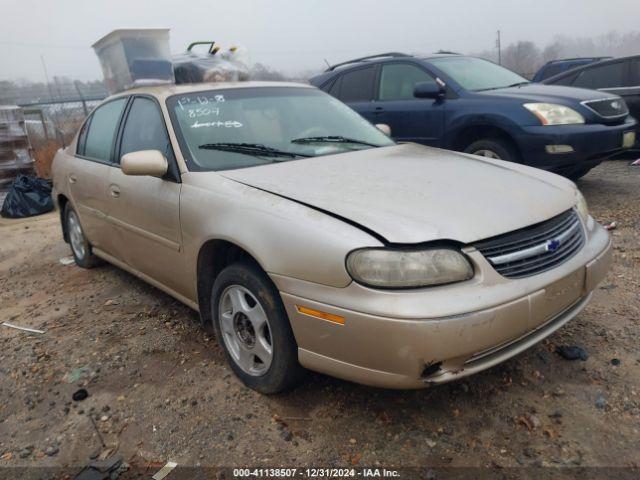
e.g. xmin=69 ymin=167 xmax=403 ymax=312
xmin=179 ymin=172 xmax=383 ymax=298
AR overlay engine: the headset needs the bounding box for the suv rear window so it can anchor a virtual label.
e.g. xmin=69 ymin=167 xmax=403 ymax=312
xmin=333 ymin=67 xmax=376 ymax=102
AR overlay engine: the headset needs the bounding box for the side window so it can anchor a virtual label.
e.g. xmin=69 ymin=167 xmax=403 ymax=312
xmin=379 ymin=63 xmax=436 ymax=101
xmin=82 ymin=98 xmax=127 ymax=162
xmin=552 ymin=73 xmax=578 ymax=86
xmin=541 ymin=64 xmax=564 ymax=80
xmin=337 ymin=67 xmax=376 ymax=102
xmin=631 ymin=59 xmax=640 ymax=86
xmin=328 ymin=77 xmax=342 ymax=97
xmin=119 ymin=97 xmax=171 ymax=161
xmin=573 ymin=62 xmax=627 ymax=89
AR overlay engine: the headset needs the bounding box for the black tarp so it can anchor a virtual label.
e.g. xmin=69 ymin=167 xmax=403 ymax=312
xmin=1 ymin=174 xmax=53 ymax=218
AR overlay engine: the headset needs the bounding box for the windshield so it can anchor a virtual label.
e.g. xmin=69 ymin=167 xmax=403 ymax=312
xmin=428 ymin=56 xmax=529 ymax=91
xmin=167 ymin=87 xmax=394 ymax=171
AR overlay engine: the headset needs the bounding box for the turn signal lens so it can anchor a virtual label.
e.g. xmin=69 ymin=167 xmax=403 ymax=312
xmin=296 ymin=305 xmax=345 ymax=325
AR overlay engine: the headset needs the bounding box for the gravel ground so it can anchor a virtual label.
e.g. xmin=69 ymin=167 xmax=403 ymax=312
xmin=0 ymin=160 xmax=639 ymax=477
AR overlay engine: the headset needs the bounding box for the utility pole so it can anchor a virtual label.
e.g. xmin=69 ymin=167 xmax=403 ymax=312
xmin=496 ymin=30 xmax=502 ymax=65
xmin=40 ymin=54 xmax=54 ymax=101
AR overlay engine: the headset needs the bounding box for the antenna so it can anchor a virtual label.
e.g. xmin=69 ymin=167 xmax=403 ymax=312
xmin=323 ymin=58 xmax=331 ymax=69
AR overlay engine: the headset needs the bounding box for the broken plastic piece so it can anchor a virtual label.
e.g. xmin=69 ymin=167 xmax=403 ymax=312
xmin=630 ymin=159 xmax=640 ymax=166
xmin=603 ymin=221 xmax=617 ymax=231
xmin=152 ymin=461 xmax=178 ymax=480
xmin=59 ymin=256 xmax=75 ymax=266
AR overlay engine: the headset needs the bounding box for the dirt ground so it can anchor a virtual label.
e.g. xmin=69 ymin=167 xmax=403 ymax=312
xmin=0 ymin=160 xmax=639 ymax=478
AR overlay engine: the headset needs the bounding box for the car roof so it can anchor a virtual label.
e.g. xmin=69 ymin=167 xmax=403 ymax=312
xmin=106 ymin=81 xmax=313 ymax=102
xmin=544 ymin=57 xmax=611 ymax=65
xmin=323 ymin=52 xmax=460 ymax=73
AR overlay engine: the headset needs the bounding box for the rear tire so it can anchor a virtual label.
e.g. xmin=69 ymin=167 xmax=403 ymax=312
xmin=464 ymin=138 xmax=518 ymax=163
xmin=211 ymin=262 xmax=305 ymax=394
xmin=64 ymin=204 xmax=100 ymax=269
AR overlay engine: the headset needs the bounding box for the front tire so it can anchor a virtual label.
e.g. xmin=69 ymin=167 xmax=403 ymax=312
xmin=566 ymin=166 xmax=594 ymax=181
xmin=64 ymin=204 xmax=100 ymax=268
xmin=211 ymin=262 xmax=305 ymax=394
xmin=464 ymin=138 xmax=518 ymax=163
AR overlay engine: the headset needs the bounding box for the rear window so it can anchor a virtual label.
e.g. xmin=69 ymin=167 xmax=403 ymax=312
xmin=334 ymin=66 xmax=376 ymax=102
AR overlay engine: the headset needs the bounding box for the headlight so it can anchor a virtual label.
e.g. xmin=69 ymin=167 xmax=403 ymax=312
xmin=523 ymin=103 xmax=585 ymax=125
xmin=575 ymin=190 xmax=589 ymax=219
xmin=346 ymin=248 xmax=473 ymax=288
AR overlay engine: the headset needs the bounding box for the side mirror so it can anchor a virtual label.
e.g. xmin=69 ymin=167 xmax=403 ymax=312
xmin=414 ymin=82 xmax=445 ymax=99
xmin=375 ymin=123 xmax=391 ymax=136
xmin=121 ymin=150 xmax=168 ymax=178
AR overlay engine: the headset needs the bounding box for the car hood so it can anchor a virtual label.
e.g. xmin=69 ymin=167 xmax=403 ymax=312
xmin=221 ymin=144 xmax=577 ymax=244
xmin=480 ymin=83 xmax=618 ymax=103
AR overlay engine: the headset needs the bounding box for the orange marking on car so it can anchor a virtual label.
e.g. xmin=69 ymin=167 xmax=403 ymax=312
xmin=296 ymin=305 xmax=345 ymax=325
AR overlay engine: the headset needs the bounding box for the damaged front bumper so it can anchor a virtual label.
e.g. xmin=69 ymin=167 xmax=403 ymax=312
xmin=272 ymin=220 xmax=612 ymax=389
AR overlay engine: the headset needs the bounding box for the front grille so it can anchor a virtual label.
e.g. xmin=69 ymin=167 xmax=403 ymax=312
xmin=582 ymin=98 xmax=629 ymax=119
xmin=474 ymin=209 xmax=585 ymax=279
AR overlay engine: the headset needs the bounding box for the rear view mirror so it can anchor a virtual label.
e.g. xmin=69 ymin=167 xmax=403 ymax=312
xmin=375 ymin=123 xmax=391 ymax=136
xmin=121 ymin=150 xmax=168 ymax=178
xmin=414 ymin=82 xmax=444 ymax=99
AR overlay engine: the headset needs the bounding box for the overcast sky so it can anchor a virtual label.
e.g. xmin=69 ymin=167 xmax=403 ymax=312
xmin=0 ymin=0 xmax=638 ymax=82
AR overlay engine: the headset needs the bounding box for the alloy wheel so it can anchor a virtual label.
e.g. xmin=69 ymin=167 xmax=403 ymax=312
xmin=218 ymin=285 xmax=273 ymax=376
xmin=472 ymin=149 xmax=502 ymax=159
xmin=67 ymin=210 xmax=86 ymax=260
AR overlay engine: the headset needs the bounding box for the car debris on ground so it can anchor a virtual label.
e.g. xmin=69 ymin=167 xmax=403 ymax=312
xmin=1 ymin=322 xmax=45 ymax=334
xmin=554 ymin=345 xmax=589 ymax=361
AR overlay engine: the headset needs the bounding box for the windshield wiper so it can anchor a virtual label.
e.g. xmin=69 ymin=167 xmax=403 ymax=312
xmin=505 ymin=81 xmax=530 ymax=88
xmin=476 ymin=81 xmax=531 ymax=92
xmin=291 ymin=136 xmax=378 ymax=147
xmin=199 ymin=142 xmax=310 ymax=158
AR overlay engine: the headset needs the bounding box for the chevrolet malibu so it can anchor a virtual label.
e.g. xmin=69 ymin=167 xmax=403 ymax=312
xmin=52 ymin=82 xmax=612 ymax=393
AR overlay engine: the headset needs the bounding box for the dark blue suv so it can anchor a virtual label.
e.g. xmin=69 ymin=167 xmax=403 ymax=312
xmin=310 ymin=53 xmax=637 ymax=179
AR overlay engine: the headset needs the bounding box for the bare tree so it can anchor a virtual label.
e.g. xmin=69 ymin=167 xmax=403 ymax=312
xmin=501 ymin=41 xmax=541 ymax=78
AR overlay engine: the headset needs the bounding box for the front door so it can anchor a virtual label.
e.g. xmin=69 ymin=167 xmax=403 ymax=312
xmin=371 ymin=62 xmax=445 ymax=146
xmin=105 ymin=96 xmax=186 ymax=296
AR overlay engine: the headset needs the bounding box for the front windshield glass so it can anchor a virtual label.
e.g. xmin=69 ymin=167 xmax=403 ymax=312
xmin=167 ymin=87 xmax=394 ymax=171
xmin=429 ymin=56 xmax=529 ymax=91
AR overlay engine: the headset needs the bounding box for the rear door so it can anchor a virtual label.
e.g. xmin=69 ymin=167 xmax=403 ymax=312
xmin=371 ymin=62 xmax=445 ymax=145
xmin=614 ymin=58 xmax=640 ymax=128
xmin=106 ymin=95 xmax=186 ymax=295
xmin=69 ymin=97 xmax=128 ymax=252
xmin=326 ymin=66 xmax=378 ymax=123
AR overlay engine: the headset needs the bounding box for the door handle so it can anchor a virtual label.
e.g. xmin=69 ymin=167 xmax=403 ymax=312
xmin=109 ymin=185 xmax=121 ymax=198
xmin=69 ymin=174 xmax=77 ymax=184
xmin=374 ymin=107 xmax=385 ymax=114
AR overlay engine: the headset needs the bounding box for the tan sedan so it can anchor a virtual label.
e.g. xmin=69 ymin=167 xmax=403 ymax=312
xmin=52 ymin=82 xmax=612 ymax=393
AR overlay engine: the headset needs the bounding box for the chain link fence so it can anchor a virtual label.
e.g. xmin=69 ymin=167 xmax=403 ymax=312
xmin=0 ymin=80 xmax=107 ymax=177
